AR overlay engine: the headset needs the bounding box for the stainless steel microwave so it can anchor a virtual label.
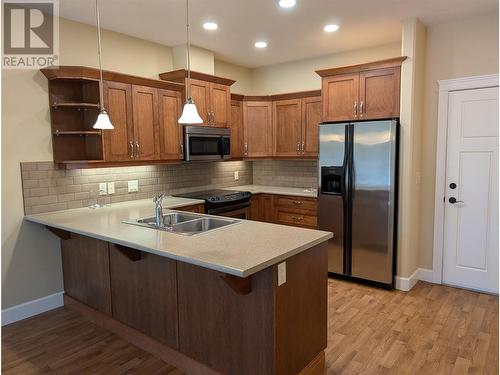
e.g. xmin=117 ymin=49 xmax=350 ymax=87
xmin=183 ymin=125 xmax=231 ymax=161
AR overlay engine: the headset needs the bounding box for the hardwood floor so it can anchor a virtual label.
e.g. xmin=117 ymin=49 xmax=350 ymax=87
xmin=2 ymin=280 xmax=498 ymax=374
xmin=1 ymin=307 xmax=185 ymax=375
xmin=326 ymin=279 xmax=499 ymax=374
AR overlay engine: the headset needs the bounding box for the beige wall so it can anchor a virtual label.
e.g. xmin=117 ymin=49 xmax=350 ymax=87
xmin=1 ymin=18 xmax=174 ymax=308
xmin=214 ymin=59 xmax=253 ymax=95
xmin=419 ymin=13 xmax=499 ymax=270
xmin=250 ymin=42 xmax=401 ymax=94
xmin=173 ymin=45 xmax=215 ymax=75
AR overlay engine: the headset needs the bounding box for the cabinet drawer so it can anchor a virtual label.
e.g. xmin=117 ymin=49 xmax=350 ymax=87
xmin=275 ymin=196 xmax=317 ymax=211
xmin=275 ymin=210 xmax=317 ymax=228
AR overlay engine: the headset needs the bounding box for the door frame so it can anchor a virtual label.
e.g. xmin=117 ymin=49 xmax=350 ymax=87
xmin=432 ymin=73 xmax=499 ymax=284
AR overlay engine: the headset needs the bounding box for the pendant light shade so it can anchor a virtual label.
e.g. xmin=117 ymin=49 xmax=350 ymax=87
xmin=178 ymin=0 xmax=201 ymax=125
xmin=178 ymin=98 xmax=203 ymax=124
xmin=92 ymin=0 xmax=114 ymax=130
xmin=93 ymin=110 xmax=114 ymax=130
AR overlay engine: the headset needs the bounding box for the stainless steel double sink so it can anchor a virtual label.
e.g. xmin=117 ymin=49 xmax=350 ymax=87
xmin=123 ymin=211 xmax=240 ymax=236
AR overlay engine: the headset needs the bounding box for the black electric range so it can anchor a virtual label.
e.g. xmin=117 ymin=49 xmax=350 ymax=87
xmin=173 ymin=189 xmax=252 ymax=217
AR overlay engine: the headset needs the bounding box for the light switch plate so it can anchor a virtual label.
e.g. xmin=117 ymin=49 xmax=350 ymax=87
xmin=128 ymin=180 xmax=138 ymax=192
xmin=234 ymin=171 xmax=239 ymax=181
xmin=107 ymin=182 xmax=115 ymax=194
xmin=98 ymin=182 xmax=107 ymax=195
xmin=278 ymin=262 xmax=286 ymax=286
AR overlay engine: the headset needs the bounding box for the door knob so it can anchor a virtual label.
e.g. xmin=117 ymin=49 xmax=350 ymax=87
xmin=449 ymin=197 xmax=464 ymax=204
xmin=449 ymin=183 xmax=457 ymax=189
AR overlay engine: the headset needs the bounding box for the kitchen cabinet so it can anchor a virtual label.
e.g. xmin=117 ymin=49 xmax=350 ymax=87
xmin=316 ymin=57 xmax=406 ymax=122
xmin=250 ymin=193 xmax=317 ymax=229
xmin=41 ymin=66 xmax=184 ymax=168
xmin=158 ymin=88 xmax=183 ymax=160
xmin=159 ymin=70 xmax=234 ymax=127
xmin=103 ymin=81 xmax=134 ymax=162
xmin=109 ymin=244 xmax=178 ymax=348
xmin=272 ymin=94 xmax=322 ymax=157
xmin=302 ymin=96 xmax=322 ymax=156
xmin=243 ymin=100 xmax=273 ymax=157
xmin=131 ymin=85 xmax=159 ymax=160
xmin=273 ymin=99 xmax=302 ymax=157
xmin=230 ymin=97 xmax=245 ymax=158
xmin=104 ymin=83 xmax=160 ymax=162
xmin=250 ymin=194 xmax=274 ymax=222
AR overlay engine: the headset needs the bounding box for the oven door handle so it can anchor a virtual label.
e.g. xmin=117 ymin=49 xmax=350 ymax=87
xmin=218 ymin=136 xmax=224 ymax=159
xmin=207 ymin=201 xmax=250 ymax=216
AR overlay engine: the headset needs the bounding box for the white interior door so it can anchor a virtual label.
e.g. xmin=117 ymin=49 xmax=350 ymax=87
xmin=443 ymin=86 xmax=499 ymax=294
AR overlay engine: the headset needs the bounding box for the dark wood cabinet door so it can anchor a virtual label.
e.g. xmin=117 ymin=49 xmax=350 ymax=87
xmin=189 ymin=79 xmax=210 ymax=125
xmin=210 ymin=82 xmax=231 ymax=127
xmin=230 ymin=99 xmax=244 ymax=158
xmin=250 ymin=194 xmax=261 ymax=220
xmin=243 ymin=101 xmax=273 ymax=157
xmin=359 ymin=67 xmax=401 ymax=120
xmin=103 ymin=81 xmax=134 ymax=162
xmin=302 ymin=96 xmax=322 ymax=157
xmin=109 ymin=244 xmax=179 ymax=348
xmin=158 ymin=88 xmax=183 ymax=160
xmin=61 ymin=234 xmax=112 ymax=315
xmin=322 ymin=72 xmax=359 ymax=122
xmin=273 ymin=99 xmax=302 ymax=157
xmin=260 ymin=194 xmax=274 ymax=222
xmin=132 ymin=85 xmax=159 ymax=160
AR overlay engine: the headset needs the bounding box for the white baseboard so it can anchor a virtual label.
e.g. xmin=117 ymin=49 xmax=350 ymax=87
xmin=395 ymin=268 xmax=434 ymax=292
xmin=2 ymin=292 xmax=64 ymax=326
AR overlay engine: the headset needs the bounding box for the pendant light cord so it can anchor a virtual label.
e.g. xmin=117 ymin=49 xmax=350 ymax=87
xmin=186 ymin=0 xmax=191 ymax=100
xmin=96 ymin=0 xmax=104 ymax=111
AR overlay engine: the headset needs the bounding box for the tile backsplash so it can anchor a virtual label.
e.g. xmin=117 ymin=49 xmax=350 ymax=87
xmin=21 ymin=161 xmax=252 ymax=214
xmin=252 ymin=160 xmax=318 ymax=188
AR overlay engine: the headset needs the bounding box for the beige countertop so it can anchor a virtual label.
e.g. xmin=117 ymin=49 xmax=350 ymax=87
xmin=225 ymin=185 xmax=317 ymax=198
xmin=24 ymin=196 xmax=331 ymax=278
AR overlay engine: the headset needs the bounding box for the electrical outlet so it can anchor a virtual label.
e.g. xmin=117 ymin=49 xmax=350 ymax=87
xmin=234 ymin=171 xmax=239 ymax=181
xmin=107 ymin=182 xmax=115 ymax=194
xmin=128 ymin=180 xmax=139 ymax=193
xmin=98 ymin=182 xmax=107 ymax=195
xmin=278 ymin=262 xmax=286 ymax=286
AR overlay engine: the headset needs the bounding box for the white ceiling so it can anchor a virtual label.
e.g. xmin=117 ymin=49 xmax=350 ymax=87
xmin=60 ymin=0 xmax=498 ymax=68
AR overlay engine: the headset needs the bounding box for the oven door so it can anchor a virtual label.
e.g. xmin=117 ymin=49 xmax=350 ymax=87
xmin=207 ymin=202 xmax=250 ymax=220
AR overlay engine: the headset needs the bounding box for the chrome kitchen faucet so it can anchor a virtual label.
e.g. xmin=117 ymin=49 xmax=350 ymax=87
xmin=153 ymin=193 xmax=166 ymax=227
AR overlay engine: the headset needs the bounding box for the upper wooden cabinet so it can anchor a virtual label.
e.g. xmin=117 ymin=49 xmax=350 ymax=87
xmin=159 ymin=70 xmax=234 ymax=128
xmin=41 ymin=66 xmax=184 ymax=167
xmin=230 ymin=96 xmax=244 ymax=159
xmin=272 ymin=91 xmax=322 ymax=157
xmin=158 ymin=89 xmax=184 ymax=160
xmin=316 ymin=57 xmax=406 ymax=122
xmin=243 ymin=100 xmax=273 ymax=158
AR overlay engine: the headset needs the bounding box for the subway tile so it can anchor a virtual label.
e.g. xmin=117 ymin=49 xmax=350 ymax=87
xmin=31 ymin=202 xmax=68 ymax=214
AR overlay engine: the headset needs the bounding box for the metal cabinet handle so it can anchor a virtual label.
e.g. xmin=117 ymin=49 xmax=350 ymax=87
xmin=210 ymin=111 xmax=215 ymax=124
xmin=292 ymin=216 xmax=304 ymax=222
xmin=301 ymin=142 xmax=305 ymax=153
xmin=134 ymin=141 xmax=140 ymax=158
xmin=180 ymin=143 xmax=184 ymax=158
xmin=354 ymin=100 xmax=358 ymax=117
xmin=244 ymin=143 xmax=248 ymax=156
xmin=129 ymin=142 xmax=134 ymax=158
xmin=292 ymin=200 xmax=304 ymax=205
xmin=297 ymin=142 xmax=301 ymax=153
xmin=360 ymin=101 xmax=364 ymax=117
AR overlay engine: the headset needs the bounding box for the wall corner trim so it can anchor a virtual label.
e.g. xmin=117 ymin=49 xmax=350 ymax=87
xmin=2 ymin=291 xmax=64 ymax=326
xmin=395 ymin=268 xmax=434 ymax=292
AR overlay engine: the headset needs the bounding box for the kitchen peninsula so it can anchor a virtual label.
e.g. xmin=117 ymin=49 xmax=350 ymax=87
xmin=25 ymin=197 xmax=332 ymax=375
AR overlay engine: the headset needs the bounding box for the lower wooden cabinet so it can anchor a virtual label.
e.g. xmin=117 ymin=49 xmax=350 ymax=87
xmin=109 ymin=244 xmax=179 ymax=348
xmin=250 ymin=194 xmax=317 ymax=228
xmin=61 ymin=234 xmax=112 ymax=314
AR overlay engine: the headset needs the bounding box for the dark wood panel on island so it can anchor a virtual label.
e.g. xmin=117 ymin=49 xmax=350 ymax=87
xmin=55 ymin=230 xmax=328 ymax=375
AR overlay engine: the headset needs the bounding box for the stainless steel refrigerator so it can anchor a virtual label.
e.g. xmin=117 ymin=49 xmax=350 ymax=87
xmin=318 ymin=120 xmax=398 ymax=287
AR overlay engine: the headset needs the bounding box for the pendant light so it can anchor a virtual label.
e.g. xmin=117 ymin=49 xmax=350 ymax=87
xmin=178 ymin=0 xmax=203 ymax=124
xmin=93 ymin=0 xmax=114 ymax=130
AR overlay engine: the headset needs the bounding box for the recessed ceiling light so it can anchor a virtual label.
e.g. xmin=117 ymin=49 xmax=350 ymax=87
xmin=255 ymin=41 xmax=268 ymax=49
xmin=203 ymin=22 xmax=218 ymax=31
xmin=279 ymin=0 xmax=296 ymax=8
xmin=324 ymin=24 xmax=339 ymax=33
